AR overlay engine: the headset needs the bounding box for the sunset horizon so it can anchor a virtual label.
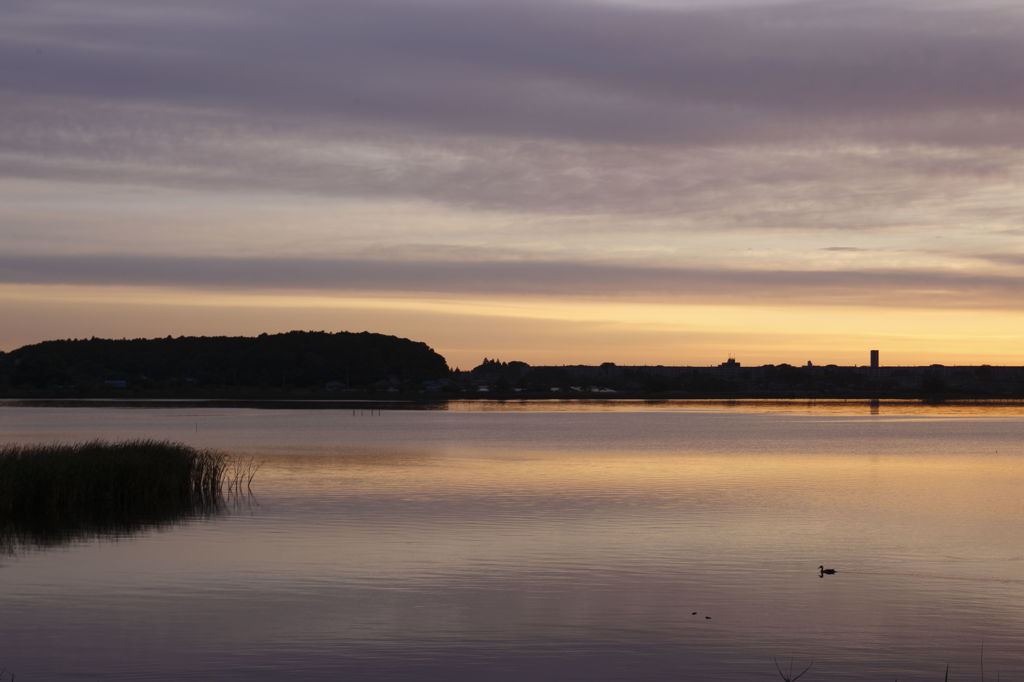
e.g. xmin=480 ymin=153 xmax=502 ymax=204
xmin=3 ymin=321 xmax=1022 ymax=371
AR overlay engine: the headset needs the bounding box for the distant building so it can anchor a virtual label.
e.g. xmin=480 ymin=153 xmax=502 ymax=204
xmin=719 ymin=357 xmax=741 ymax=368
xmin=870 ymin=350 xmax=879 ymax=368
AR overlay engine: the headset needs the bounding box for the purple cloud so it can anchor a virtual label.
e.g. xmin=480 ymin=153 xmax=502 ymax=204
xmin=1 ymin=253 xmax=1021 ymax=310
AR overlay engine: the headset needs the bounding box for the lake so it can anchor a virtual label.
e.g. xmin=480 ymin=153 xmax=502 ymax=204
xmin=2 ymin=400 xmax=1024 ymax=681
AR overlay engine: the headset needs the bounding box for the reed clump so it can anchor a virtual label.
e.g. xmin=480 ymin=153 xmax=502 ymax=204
xmin=0 ymin=439 xmax=255 ymax=549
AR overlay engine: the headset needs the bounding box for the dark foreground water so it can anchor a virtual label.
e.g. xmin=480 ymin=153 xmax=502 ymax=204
xmin=2 ymin=400 xmax=1024 ymax=680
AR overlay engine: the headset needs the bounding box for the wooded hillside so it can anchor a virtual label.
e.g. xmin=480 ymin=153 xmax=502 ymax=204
xmin=0 ymin=331 xmax=449 ymax=392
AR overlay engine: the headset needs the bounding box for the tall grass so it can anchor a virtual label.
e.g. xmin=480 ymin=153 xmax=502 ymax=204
xmin=0 ymin=439 xmax=255 ymax=550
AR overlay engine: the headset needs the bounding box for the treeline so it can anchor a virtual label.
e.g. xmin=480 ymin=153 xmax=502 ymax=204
xmin=0 ymin=331 xmax=449 ymax=394
xmin=467 ymin=359 xmax=741 ymax=394
xmin=465 ymin=359 xmax=1024 ymax=398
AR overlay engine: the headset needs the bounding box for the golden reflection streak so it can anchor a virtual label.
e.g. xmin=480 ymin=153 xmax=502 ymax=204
xmin=257 ymin=450 xmax=1024 ymax=525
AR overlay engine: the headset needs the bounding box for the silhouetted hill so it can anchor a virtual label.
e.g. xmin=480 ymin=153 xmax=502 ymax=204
xmin=0 ymin=331 xmax=448 ymax=393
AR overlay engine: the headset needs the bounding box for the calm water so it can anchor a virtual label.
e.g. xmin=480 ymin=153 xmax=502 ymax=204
xmin=3 ymin=401 xmax=1024 ymax=680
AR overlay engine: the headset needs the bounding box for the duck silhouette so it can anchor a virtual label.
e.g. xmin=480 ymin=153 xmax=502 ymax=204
xmin=819 ymin=565 xmax=837 ymax=577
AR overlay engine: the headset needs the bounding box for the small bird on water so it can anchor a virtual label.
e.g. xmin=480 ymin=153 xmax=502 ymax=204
xmin=819 ymin=565 xmax=837 ymax=577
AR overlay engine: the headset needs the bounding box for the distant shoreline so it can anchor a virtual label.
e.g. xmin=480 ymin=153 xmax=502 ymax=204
xmin=6 ymin=396 xmax=1024 ymax=410
xmin=5 ymin=333 xmax=1023 ymax=401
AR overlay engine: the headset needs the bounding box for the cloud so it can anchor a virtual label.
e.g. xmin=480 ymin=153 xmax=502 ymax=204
xmin=3 ymin=0 xmax=1024 ymax=223
xmin=971 ymin=252 xmax=1024 ymax=267
xmin=2 ymin=98 xmax=1021 ymax=224
xmin=4 ymin=0 xmax=1024 ymax=145
xmin=1 ymin=253 xmax=1021 ymax=310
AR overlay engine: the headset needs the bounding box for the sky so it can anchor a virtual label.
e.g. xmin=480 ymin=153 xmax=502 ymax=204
xmin=2 ymin=0 xmax=1023 ymax=369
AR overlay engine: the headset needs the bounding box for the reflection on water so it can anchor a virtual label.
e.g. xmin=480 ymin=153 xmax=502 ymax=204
xmin=446 ymin=398 xmax=1024 ymax=417
xmin=7 ymin=397 xmax=1024 ymax=417
xmin=0 ymin=500 xmax=226 ymax=555
xmin=0 ymin=398 xmax=451 ymax=411
xmin=1 ymin=403 xmax=1024 ymax=680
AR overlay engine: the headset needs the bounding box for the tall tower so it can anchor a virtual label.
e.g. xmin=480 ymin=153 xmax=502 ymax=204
xmin=870 ymin=349 xmax=879 ymax=369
